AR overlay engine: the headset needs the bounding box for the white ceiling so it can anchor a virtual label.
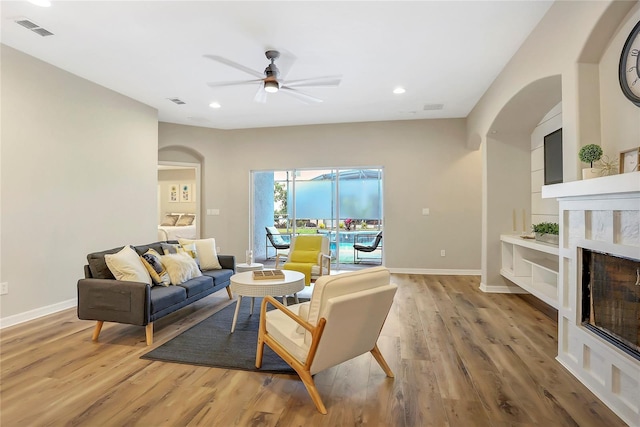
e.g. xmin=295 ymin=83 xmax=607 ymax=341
xmin=1 ymin=1 xmax=553 ymax=130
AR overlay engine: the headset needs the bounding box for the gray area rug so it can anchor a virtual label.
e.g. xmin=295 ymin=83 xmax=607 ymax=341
xmin=141 ymin=297 xmax=299 ymax=374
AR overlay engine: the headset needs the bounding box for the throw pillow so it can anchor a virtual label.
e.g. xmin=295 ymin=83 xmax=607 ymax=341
xmin=296 ymin=302 xmax=311 ymax=334
xmin=160 ymin=214 xmax=180 ymax=226
xmin=160 ymin=242 xmax=183 ymax=255
xmin=104 ymin=245 xmax=152 ymax=285
xmin=175 ymin=214 xmax=195 ymax=226
xmin=140 ymin=249 xmax=170 ymax=286
xmin=160 ymin=252 xmax=202 ymax=285
xmin=178 ymin=238 xmax=221 ymax=270
xmin=161 ymin=242 xmax=199 ymax=266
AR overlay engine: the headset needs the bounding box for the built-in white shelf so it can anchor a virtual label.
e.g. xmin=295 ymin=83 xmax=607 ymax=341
xmin=500 ymin=234 xmax=559 ymax=309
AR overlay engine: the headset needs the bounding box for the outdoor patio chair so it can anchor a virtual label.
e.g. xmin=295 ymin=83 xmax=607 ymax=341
xmin=353 ymin=231 xmax=383 ymax=264
xmin=265 ymin=226 xmax=291 ymax=259
xmin=275 ymin=234 xmax=330 ymax=285
xmin=255 ymin=266 xmax=397 ymax=414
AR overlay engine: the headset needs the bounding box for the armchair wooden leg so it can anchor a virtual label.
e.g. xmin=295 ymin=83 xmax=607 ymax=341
xmin=299 ymin=370 xmax=328 ymax=414
xmin=226 ymin=286 xmax=233 ymax=299
xmin=92 ymin=321 xmax=104 ymax=342
xmin=255 ymin=309 xmax=266 ymax=368
xmin=145 ymin=323 xmax=154 ymax=346
xmin=370 ymin=344 xmax=394 ymax=377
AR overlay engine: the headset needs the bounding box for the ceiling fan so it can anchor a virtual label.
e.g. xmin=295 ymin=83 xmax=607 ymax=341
xmin=204 ymin=50 xmax=341 ymax=104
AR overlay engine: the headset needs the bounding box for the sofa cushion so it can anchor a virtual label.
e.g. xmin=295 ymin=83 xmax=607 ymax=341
xmin=150 ymin=285 xmax=187 ymax=314
xmin=201 ymin=268 xmax=233 ymax=285
xmin=177 ymin=276 xmax=213 ymax=298
xmin=104 ymin=246 xmax=152 ymax=285
xmin=133 ymin=242 xmax=166 ymax=256
xmin=87 ymin=246 xmax=124 ymax=279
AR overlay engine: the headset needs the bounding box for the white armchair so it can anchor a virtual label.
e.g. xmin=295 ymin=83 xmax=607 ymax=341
xmin=255 ymin=266 xmax=397 ymax=414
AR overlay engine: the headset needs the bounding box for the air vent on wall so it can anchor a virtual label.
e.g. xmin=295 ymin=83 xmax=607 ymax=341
xmin=168 ymin=98 xmax=186 ymax=105
xmin=15 ymin=18 xmax=54 ymax=36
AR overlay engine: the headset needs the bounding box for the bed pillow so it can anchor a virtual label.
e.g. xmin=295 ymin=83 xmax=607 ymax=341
xmin=140 ymin=249 xmax=171 ymax=286
xmin=104 ymin=245 xmax=152 ymax=285
xmin=160 ymin=252 xmax=202 ymax=285
xmin=178 ymin=238 xmax=221 ymax=270
xmin=176 ymin=214 xmax=195 ymax=226
xmin=160 ymin=214 xmax=180 ymax=226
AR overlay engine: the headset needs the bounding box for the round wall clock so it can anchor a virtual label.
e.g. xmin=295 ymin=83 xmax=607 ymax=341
xmin=619 ymin=20 xmax=640 ymax=107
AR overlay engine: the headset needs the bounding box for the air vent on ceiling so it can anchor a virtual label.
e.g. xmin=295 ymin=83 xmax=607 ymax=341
xmin=168 ymin=98 xmax=186 ymax=105
xmin=423 ymin=104 xmax=444 ymax=111
xmin=15 ymin=18 xmax=54 ymax=36
xmin=32 ymin=28 xmax=54 ymax=37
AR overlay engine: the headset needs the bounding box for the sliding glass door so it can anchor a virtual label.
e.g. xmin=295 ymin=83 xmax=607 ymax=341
xmin=253 ymin=167 xmax=383 ymax=269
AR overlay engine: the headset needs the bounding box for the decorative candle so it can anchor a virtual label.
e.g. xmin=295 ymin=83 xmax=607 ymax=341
xmin=513 ymin=209 xmax=516 ymax=232
xmin=522 ymin=209 xmax=526 ymax=233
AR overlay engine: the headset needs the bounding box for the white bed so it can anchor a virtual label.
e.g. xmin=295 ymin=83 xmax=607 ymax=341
xmin=158 ymin=213 xmax=197 ymax=240
xmin=158 ymin=224 xmax=197 ymax=241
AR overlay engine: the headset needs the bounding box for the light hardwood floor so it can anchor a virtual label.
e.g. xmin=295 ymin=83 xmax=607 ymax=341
xmin=0 ymin=274 xmax=626 ymax=426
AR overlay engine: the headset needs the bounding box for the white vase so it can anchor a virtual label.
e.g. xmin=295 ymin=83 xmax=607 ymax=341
xmin=582 ymin=168 xmax=599 ymax=180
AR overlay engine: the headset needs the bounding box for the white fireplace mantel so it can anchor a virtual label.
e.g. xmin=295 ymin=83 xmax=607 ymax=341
xmin=542 ymin=171 xmax=640 ymax=199
xmin=542 ymin=172 xmax=640 ymax=426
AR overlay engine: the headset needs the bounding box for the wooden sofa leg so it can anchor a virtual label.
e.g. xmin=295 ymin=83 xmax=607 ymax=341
xmin=226 ymin=286 xmax=233 ymax=299
xmin=145 ymin=323 xmax=154 ymax=346
xmin=92 ymin=321 xmax=104 ymax=342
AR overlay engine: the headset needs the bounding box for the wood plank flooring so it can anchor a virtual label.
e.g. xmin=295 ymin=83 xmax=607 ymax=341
xmin=0 ymin=274 xmax=626 ymax=426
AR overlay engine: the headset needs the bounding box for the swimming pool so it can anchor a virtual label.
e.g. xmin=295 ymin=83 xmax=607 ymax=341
xmin=330 ymin=241 xmax=381 ymax=264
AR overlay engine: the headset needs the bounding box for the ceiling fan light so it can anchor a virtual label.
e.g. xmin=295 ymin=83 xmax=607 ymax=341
xmin=264 ymin=81 xmax=279 ymax=93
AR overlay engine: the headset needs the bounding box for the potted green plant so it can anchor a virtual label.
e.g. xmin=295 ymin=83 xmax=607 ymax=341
xmin=532 ymin=222 xmax=559 ymax=245
xmin=578 ymin=144 xmax=603 ymax=180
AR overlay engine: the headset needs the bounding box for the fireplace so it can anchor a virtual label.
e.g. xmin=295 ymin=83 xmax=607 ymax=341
xmin=542 ymin=173 xmax=640 ymax=425
xmin=581 ymin=248 xmax=640 ymax=360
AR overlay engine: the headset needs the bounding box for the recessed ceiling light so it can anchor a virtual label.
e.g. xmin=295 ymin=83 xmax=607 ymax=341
xmin=209 ymin=102 xmax=221 ymax=109
xmin=28 ymin=0 xmax=51 ymax=7
xmin=393 ymin=87 xmax=406 ymax=94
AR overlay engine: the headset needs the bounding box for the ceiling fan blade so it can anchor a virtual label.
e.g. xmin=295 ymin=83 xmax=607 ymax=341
xmin=282 ymin=75 xmax=342 ymax=88
xmin=279 ymin=87 xmax=323 ymax=104
xmin=203 ymin=54 xmax=264 ymax=79
xmin=254 ymin=84 xmax=267 ymax=104
xmin=206 ymin=79 xmax=263 ymax=88
xmin=273 ymin=49 xmax=297 ymax=81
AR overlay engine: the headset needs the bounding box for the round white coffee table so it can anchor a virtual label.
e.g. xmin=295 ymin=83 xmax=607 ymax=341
xmin=236 ymin=262 xmax=264 ymax=272
xmin=229 ymin=270 xmax=305 ymax=333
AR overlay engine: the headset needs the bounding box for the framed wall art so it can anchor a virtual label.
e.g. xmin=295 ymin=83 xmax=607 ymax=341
xmin=169 ymin=184 xmax=179 ymax=203
xmin=619 ymin=147 xmax=639 ymax=173
xmin=180 ymin=183 xmax=193 ymax=202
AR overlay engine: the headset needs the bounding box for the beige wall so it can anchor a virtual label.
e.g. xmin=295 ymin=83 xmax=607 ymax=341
xmin=0 ymin=45 xmax=158 ymax=323
xmin=159 ymin=119 xmax=483 ymax=272
xmin=468 ymin=0 xmax=640 ymax=290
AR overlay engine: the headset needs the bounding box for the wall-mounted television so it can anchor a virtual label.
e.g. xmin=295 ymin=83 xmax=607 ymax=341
xmin=544 ymin=128 xmax=563 ymax=185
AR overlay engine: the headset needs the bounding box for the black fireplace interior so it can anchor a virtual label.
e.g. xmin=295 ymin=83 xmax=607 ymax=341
xmin=581 ymin=248 xmax=640 ymax=360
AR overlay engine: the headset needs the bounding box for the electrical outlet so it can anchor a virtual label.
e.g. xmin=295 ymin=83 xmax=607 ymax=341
xmin=0 ymin=282 xmax=8 ymax=295
xmin=440 ymin=250 xmax=446 ymax=257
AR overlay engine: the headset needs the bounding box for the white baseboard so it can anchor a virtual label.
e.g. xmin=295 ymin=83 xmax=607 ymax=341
xmin=388 ymin=268 xmax=481 ymax=276
xmin=479 ymin=282 xmax=527 ymax=294
xmin=0 ymin=298 xmax=77 ymax=329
